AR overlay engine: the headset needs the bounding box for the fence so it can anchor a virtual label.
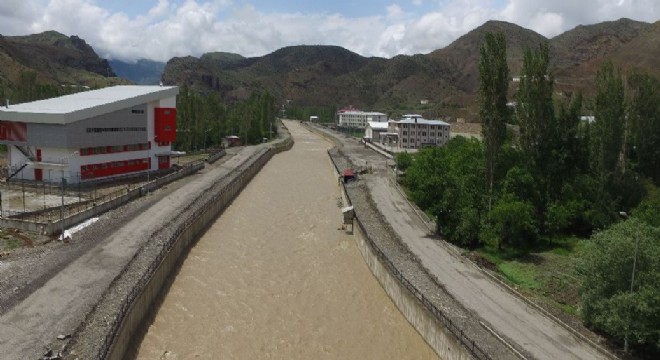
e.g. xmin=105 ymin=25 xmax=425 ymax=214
xmin=329 ymin=148 xmax=493 ymax=360
xmin=0 ymin=160 xmax=205 ymax=234
xmin=66 ymin=137 xmax=294 ymax=360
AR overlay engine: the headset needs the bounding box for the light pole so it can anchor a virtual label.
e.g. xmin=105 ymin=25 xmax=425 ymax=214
xmin=618 ymin=211 xmax=639 ymax=352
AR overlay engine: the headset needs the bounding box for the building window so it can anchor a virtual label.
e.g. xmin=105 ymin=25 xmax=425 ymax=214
xmin=86 ymin=127 xmax=146 ymax=133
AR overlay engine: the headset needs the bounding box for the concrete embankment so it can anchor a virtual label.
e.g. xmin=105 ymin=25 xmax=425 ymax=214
xmin=64 ymin=132 xmax=293 ymax=360
xmin=306 ymin=121 xmax=516 ymax=360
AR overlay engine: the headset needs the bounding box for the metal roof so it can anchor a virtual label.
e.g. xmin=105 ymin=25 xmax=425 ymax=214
xmin=0 ymin=85 xmax=179 ymax=125
xmin=396 ymin=118 xmax=450 ymax=126
xmin=367 ymin=121 xmax=389 ymax=129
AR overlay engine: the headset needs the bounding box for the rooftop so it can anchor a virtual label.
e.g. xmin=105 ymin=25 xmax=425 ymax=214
xmin=396 ymin=118 xmax=450 ymax=126
xmin=367 ymin=121 xmax=389 ymax=129
xmin=0 ymin=85 xmax=179 ymax=125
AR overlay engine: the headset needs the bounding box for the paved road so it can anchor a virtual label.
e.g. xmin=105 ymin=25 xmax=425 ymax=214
xmin=316 ymin=125 xmax=608 ymax=360
xmin=0 ymin=146 xmax=264 ymax=360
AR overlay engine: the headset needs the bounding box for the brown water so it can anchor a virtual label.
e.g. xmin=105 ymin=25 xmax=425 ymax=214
xmin=135 ymin=121 xmax=438 ymax=359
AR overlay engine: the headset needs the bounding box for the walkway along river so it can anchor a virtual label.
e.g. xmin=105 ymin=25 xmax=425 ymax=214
xmin=135 ymin=121 xmax=438 ymax=359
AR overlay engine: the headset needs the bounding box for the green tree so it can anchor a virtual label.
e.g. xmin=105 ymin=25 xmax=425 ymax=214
xmin=591 ymin=61 xmax=625 ymax=183
xmin=395 ymin=152 xmax=412 ymax=172
xmin=405 ymin=137 xmax=486 ymax=246
xmin=479 ymin=32 xmax=509 ymax=210
xmin=627 ymin=72 xmax=660 ymax=184
xmin=578 ymin=218 xmax=660 ymax=352
xmin=516 ymin=43 xmax=555 ymax=169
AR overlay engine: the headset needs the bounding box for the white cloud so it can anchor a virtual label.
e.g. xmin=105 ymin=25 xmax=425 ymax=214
xmin=0 ymin=0 xmax=658 ymax=62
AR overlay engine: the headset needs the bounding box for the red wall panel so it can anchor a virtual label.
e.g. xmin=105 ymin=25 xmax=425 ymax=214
xmin=154 ymin=108 xmax=177 ymax=143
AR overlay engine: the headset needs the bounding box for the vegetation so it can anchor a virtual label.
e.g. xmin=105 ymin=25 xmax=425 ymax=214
xmin=578 ymin=219 xmax=660 ymax=352
xmin=2 ymin=71 xmax=89 ymax=104
xmin=402 ymin=32 xmax=660 ymax=355
xmin=175 ymin=85 xmax=277 ymax=151
xmin=284 ymin=104 xmax=337 ymax=123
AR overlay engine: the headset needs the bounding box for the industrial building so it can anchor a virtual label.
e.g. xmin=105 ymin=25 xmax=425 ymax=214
xmin=0 ymin=85 xmax=179 ymax=183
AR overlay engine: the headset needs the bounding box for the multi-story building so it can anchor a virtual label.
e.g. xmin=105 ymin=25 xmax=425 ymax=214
xmin=388 ymin=114 xmax=450 ymax=149
xmin=0 ymin=85 xmax=178 ymax=183
xmin=337 ymin=109 xmax=387 ymax=128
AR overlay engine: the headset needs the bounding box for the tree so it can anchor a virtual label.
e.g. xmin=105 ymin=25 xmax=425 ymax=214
xmin=627 ymin=72 xmax=660 ymax=184
xmin=405 ymin=137 xmax=486 ymax=247
xmin=516 ymin=43 xmax=555 ymax=169
xmin=395 ymin=152 xmax=412 ymax=172
xmin=479 ymin=32 xmax=509 ymax=211
xmin=578 ymin=218 xmax=660 ymax=353
xmin=591 ymin=61 xmax=625 ymax=183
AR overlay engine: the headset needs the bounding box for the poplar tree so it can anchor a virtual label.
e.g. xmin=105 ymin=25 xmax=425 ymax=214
xmin=591 ymin=61 xmax=625 ymax=184
xmin=479 ymin=32 xmax=509 ymax=210
xmin=516 ymin=43 xmax=555 ymax=170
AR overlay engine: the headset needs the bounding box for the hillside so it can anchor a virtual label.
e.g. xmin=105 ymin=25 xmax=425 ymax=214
xmin=160 ymin=17 xmax=660 ymax=119
xmin=4 ymin=17 xmax=657 ymax=121
xmin=0 ymin=31 xmax=127 ymax=98
xmin=109 ymin=59 xmax=165 ymax=85
xmin=550 ymin=18 xmax=651 ymax=92
xmin=429 ymin=20 xmax=550 ymax=93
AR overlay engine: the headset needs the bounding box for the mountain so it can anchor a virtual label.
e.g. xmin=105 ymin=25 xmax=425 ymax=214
xmin=609 ymin=20 xmax=660 ymax=76
xmin=549 ymin=18 xmax=651 ymax=92
xmin=429 ymin=20 xmax=549 ymax=93
xmin=109 ymin=59 xmax=165 ymax=85
xmin=0 ymin=30 xmax=127 ymax=95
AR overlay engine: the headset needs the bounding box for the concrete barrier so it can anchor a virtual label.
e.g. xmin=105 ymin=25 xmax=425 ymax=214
xmin=65 ymin=137 xmax=293 ymax=360
xmin=351 ymin=221 xmax=473 ymax=360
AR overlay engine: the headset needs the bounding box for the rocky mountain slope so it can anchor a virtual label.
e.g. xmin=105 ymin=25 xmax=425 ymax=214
xmin=0 ymin=30 xmax=126 ymax=97
xmin=160 ymin=18 xmax=658 ymax=119
xmin=3 ymin=17 xmax=658 ymax=120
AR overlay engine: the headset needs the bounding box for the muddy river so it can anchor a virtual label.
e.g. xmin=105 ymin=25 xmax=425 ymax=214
xmin=135 ymin=120 xmax=438 ymax=359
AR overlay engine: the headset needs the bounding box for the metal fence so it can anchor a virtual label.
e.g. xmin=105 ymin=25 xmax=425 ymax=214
xmin=1 ymin=160 xmax=206 ymax=225
xmin=329 ymin=148 xmax=493 ymax=360
xmin=84 ymin=142 xmax=292 ymax=359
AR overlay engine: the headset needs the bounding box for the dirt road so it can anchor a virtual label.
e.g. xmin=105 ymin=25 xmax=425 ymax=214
xmin=314 ymin=124 xmax=609 ymax=360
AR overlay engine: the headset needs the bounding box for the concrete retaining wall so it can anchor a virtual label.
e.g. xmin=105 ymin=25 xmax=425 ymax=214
xmin=352 ymin=219 xmax=472 ymax=360
xmin=104 ymin=138 xmax=293 ymax=360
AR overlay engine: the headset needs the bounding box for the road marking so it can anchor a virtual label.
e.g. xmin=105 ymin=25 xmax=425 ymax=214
xmin=480 ymin=320 xmax=528 ymax=360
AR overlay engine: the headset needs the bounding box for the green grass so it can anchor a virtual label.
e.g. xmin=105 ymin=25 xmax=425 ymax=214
xmin=498 ymin=261 xmax=542 ymax=289
xmin=475 ymin=235 xmax=585 ymax=318
xmin=1 ymin=238 xmax=22 ymax=251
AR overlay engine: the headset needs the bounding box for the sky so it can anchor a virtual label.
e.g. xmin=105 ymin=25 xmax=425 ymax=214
xmin=0 ymin=0 xmax=659 ymax=63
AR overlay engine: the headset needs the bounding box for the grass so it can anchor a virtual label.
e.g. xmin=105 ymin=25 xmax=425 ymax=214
xmin=1 ymin=237 xmax=22 ymax=251
xmin=475 ymin=235 xmax=585 ymax=316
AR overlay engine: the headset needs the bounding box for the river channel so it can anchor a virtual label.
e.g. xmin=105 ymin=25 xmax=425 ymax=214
xmin=135 ymin=120 xmax=438 ymax=359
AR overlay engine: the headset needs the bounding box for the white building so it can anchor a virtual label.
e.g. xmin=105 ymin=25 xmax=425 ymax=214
xmin=337 ymin=109 xmax=387 ymax=128
xmin=0 ymin=85 xmax=179 ymax=183
xmin=388 ymin=114 xmax=450 ymax=149
xmin=364 ymin=121 xmax=389 ymax=143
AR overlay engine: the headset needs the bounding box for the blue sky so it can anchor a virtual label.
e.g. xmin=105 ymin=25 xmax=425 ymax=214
xmin=0 ymin=0 xmax=658 ymax=62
